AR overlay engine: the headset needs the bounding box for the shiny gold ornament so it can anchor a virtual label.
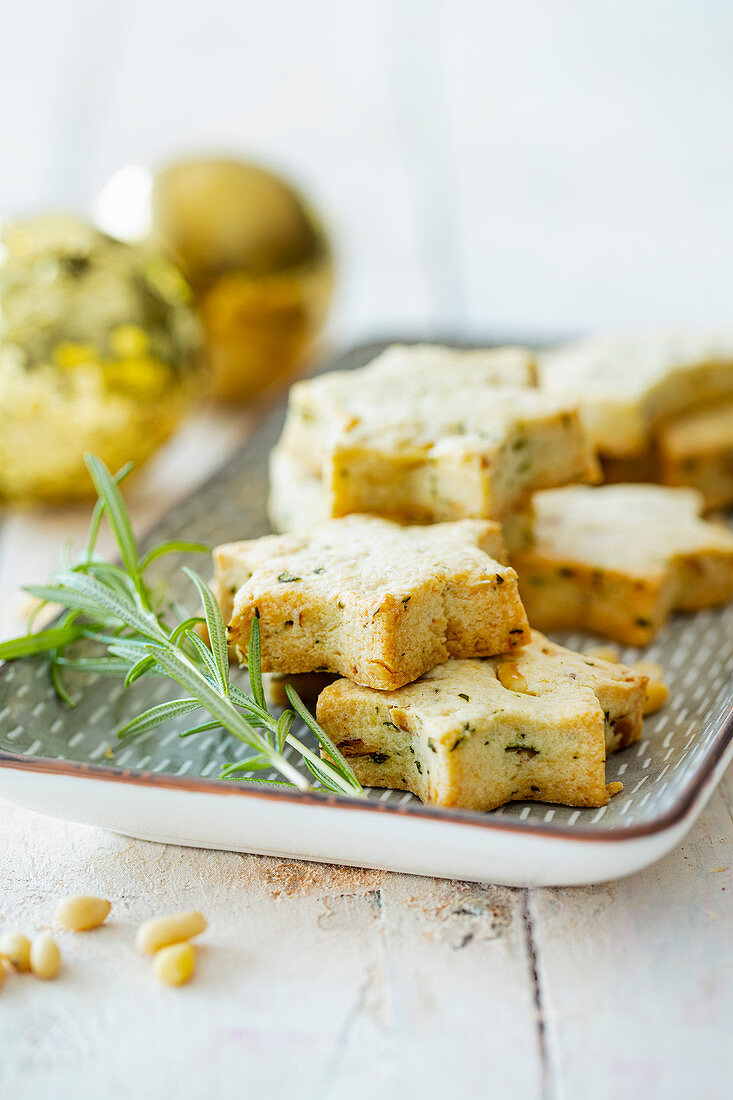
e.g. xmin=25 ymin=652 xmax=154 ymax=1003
xmin=95 ymin=158 xmax=333 ymax=402
xmin=0 ymin=214 xmax=201 ymax=502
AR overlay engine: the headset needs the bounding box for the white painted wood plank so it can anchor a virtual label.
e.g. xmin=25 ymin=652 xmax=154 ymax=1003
xmin=529 ymin=768 xmax=733 ymax=1099
xmin=319 ymin=873 xmax=543 ymax=1097
xmin=0 ymin=800 xmax=541 ymax=1099
xmin=0 ymin=808 xmax=382 ymax=1099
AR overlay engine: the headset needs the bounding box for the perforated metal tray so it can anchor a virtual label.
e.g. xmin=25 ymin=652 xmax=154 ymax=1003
xmin=1 ymin=342 xmax=731 ymax=886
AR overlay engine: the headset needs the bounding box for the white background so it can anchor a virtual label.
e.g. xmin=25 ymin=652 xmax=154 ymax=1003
xmin=2 ymin=0 xmax=733 ymax=345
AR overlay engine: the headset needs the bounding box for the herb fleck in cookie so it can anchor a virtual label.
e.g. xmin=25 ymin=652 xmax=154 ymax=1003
xmin=213 ymin=515 xmax=530 ymax=690
xmin=274 ymin=343 xmax=596 ymax=525
xmin=506 ymin=484 xmax=733 ymax=646
xmin=316 ymin=632 xmax=645 ymax=812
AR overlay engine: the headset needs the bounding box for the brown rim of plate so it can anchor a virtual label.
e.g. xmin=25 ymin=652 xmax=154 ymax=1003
xmin=1 ymin=692 xmax=730 ymax=845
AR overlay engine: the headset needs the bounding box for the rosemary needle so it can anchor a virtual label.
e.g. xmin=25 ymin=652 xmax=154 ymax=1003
xmin=0 ymin=454 xmax=364 ymax=799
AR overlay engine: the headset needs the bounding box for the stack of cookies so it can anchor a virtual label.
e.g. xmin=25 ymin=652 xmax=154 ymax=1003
xmin=268 ymin=343 xmax=597 ymax=530
xmin=211 ymin=338 xmax=733 ymax=813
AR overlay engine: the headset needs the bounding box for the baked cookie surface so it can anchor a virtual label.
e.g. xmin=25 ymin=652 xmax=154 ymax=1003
xmin=276 ymin=343 xmax=596 ymax=524
xmin=268 ymin=444 xmax=330 ymax=534
xmin=213 ymin=515 xmax=530 ymax=690
xmin=316 ymin=632 xmax=645 ymax=812
xmin=540 ymin=330 xmax=733 ymax=458
xmin=657 ymin=401 xmax=733 ymax=510
xmin=507 ymin=484 xmax=733 ymax=645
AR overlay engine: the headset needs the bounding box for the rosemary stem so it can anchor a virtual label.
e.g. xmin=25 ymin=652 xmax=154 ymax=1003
xmin=164 ymin=645 xmax=312 ymax=789
xmin=268 ymin=753 xmax=312 ymax=791
xmin=286 ymin=733 xmax=365 ymax=798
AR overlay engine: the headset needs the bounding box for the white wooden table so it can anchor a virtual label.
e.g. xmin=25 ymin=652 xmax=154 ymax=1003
xmin=2 ymin=1 xmax=733 ymax=1092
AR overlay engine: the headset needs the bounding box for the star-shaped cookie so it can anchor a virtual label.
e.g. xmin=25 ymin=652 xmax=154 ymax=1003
xmin=540 ymin=329 xmax=733 ymax=458
xmin=273 ymin=343 xmax=597 ymax=527
xmin=506 ymin=484 xmax=733 ymax=645
xmin=213 ymin=515 xmax=530 ymax=690
xmin=316 ymin=632 xmax=647 ymax=812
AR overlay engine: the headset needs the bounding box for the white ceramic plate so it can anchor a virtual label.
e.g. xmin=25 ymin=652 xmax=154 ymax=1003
xmin=1 ymin=341 xmax=732 ymax=887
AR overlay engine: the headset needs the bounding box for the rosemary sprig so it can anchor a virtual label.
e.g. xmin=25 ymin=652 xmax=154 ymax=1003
xmin=0 ymin=454 xmax=364 ymax=799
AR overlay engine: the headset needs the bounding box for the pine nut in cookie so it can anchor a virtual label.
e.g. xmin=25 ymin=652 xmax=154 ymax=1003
xmin=496 ymin=662 xmax=529 ymax=693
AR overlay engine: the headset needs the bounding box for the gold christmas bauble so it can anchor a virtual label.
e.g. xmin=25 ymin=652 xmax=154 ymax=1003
xmin=0 ymin=214 xmax=201 ymax=502
xmin=95 ymin=158 xmax=333 ymax=402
